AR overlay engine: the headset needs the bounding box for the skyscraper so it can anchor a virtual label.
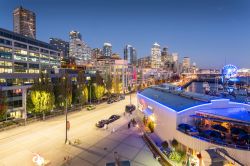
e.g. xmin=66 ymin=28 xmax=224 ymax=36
xmin=124 ymin=45 xmax=137 ymax=66
xmin=69 ymin=30 xmax=91 ymax=65
xmin=49 ymin=38 xmax=69 ymax=58
xmin=91 ymin=48 xmax=102 ymax=59
xmin=13 ymin=6 xmax=36 ymax=39
xmin=182 ymin=57 xmax=191 ymax=72
xmin=151 ymin=42 xmax=161 ymax=68
xmin=103 ymin=43 xmax=112 ymax=57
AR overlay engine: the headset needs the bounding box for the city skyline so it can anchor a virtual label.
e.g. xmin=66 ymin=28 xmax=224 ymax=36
xmin=0 ymin=0 xmax=250 ymax=68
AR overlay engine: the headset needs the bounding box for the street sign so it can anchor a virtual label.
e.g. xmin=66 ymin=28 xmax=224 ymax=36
xmin=66 ymin=121 xmax=70 ymax=130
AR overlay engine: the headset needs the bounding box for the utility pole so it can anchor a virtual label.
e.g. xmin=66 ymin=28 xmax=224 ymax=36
xmin=65 ymin=99 xmax=68 ymax=144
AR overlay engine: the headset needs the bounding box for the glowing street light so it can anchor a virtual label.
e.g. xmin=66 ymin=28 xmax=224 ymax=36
xmin=32 ymin=154 xmax=45 ymax=166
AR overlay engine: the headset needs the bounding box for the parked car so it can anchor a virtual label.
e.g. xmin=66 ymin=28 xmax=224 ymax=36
xmin=96 ymin=119 xmax=109 ymax=128
xmin=108 ymin=115 xmax=121 ymax=123
xmin=86 ymin=105 xmax=96 ymax=111
xmin=125 ymin=104 xmax=136 ymax=113
xmin=120 ymin=95 xmax=125 ymax=100
xmin=178 ymin=124 xmax=198 ymax=135
xmin=107 ymin=99 xmax=114 ymax=104
xmin=114 ymin=97 xmax=120 ymax=102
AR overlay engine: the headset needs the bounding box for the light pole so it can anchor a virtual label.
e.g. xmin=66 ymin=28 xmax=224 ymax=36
xmin=128 ymin=84 xmax=131 ymax=105
xmin=64 ymin=74 xmax=71 ymax=144
xmin=86 ymin=76 xmax=91 ymax=104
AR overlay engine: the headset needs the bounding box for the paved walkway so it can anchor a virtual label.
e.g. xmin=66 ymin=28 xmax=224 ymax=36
xmin=67 ymin=124 xmax=161 ymax=166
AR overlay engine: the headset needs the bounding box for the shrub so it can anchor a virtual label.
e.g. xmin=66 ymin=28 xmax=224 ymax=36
xmin=148 ymin=121 xmax=154 ymax=133
xmin=171 ymin=139 xmax=178 ymax=149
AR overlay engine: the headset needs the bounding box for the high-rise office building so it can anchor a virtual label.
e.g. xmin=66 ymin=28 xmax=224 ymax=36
xmin=0 ymin=28 xmax=60 ymax=74
xmin=91 ymin=48 xmax=102 ymax=59
xmin=13 ymin=6 xmax=36 ymax=39
xmin=69 ymin=30 xmax=91 ymax=65
xmin=151 ymin=42 xmax=161 ymax=68
xmin=124 ymin=45 xmax=137 ymax=66
xmin=103 ymin=43 xmax=112 ymax=57
xmin=182 ymin=56 xmax=191 ymax=72
xmin=49 ymin=38 xmax=69 ymax=58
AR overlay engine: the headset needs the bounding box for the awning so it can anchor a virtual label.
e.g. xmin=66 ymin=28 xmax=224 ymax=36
xmin=143 ymin=108 xmax=153 ymax=116
xmin=190 ymin=114 xmax=250 ymax=126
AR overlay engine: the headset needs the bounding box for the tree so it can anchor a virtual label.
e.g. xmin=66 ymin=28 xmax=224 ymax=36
xmin=54 ymin=77 xmax=64 ymax=108
xmin=26 ymin=92 xmax=34 ymax=113
xmin=30 ymin=73 xmax=55 ymax=120
xmin=128 ymin=84 xmax=132 ymax=105
xmin=112 ymin=73 xmax=122 ymax=94
xmin=83 ymin=85 xmax=88 ymax=104
xmin=105 ymin=73 xmax=112 ymax=97
xmin=0 ymin=90 xmax=7 ymax=120
xmin=63 ymin=73 xmax=72 ymax=108
xmin=73 ymin=70 xmax=86 ymax=107
xmin=94 ymin=85 xmax=105 ymax=103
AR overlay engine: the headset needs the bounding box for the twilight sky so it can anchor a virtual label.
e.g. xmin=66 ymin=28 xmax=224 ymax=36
xmin=0 ymin=0 xmax=250 ymax=69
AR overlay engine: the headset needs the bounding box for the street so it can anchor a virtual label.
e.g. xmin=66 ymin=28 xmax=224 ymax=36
xmin=0 ymin=94 xmax=161 ymax=166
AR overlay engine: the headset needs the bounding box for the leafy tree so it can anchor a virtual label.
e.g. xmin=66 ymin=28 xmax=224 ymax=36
xmin=62 ymin=73 xmax=72 ymax=108
xmin=83 ymin=85 xmax=88 ymax=104
xmin=26 ymin=92 xmax=34 ymax=113
xmin=93 ymin=85 xmax=105 ymax=103
xmin=30 ymin=73 xmax=55 ymax=120
xmin=112 ymin=73 xmax=122 ymax=94
xmin=148 ymin=121 xmax=154 ymax=133
xmin=105 ymin=73 xmax=112 ymax=97
xmin=53 ymin=77 xmax=65 ymax=108
xmin=0 ymin=90 xmax=7 ymax=119
xmin=77 ymin=70 xmax=86 ymax=107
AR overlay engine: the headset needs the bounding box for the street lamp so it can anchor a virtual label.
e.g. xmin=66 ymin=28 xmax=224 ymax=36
xmin=86 ymin=76 xmax=91 ymax=104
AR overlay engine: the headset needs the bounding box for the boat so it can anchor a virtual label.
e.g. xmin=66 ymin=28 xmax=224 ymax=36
xmin=202 ymin=82 xmax=209 ymax=89
xmin=218 ymin=84 xmax=224 ymax=90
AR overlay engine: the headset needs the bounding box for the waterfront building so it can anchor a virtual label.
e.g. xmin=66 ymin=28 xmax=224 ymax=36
xmin=13 ymin=6 xmax=36 ymax=39
xmin=137 ymin=85 xmax=250 ymax=166
xmin=0 ymin=27 xmax=60 ymax=117
xmin=49 ymin=38 xmax=69 ymax=58
xmin=69 ymin=30 xmax=91 ymax=65
xmin=124 ymin=45 xmax=137 ymax=66
xmin=151 ymin=42 xmax=161 ymax=68
xmin=103 ymin=43 xmax=112 ymax=57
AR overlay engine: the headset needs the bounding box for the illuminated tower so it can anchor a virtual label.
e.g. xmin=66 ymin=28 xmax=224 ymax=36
xmin=13 ymin=6 xmax=36 ymax=39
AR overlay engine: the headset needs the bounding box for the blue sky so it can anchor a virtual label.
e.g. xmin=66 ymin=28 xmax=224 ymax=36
xmin=0 ymin=0 xmax=250 ymax=68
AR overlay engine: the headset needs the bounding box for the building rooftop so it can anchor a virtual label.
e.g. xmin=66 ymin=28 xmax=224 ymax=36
xmin=139 ymin=87 xmax=220 ymax=112
xmin=0 ymin=28 xmax=58 ymax=51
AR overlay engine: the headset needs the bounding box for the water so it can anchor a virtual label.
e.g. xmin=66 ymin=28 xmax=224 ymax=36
xmin=185 ymin=77 xmax=250 ymax=103
xmin=186 ymin=77 xmax=250 ymax=94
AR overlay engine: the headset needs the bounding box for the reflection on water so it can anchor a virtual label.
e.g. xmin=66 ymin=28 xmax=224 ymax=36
xmin=186 ymin=77 xmax=249 ymax=94
xmin=186 ymin=82 xmax=216 ymax=93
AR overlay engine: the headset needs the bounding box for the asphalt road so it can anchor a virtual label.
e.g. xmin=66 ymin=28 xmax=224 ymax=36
xmin=0 ymin=94 xmax=161 ymax=166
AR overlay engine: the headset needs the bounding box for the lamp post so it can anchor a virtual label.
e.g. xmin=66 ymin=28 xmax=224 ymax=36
xmin=86 ymin=76 xmax=91 ymax=104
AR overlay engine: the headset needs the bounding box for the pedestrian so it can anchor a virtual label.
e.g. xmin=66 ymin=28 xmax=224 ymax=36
xmin=123 ymin=111 xmax=126 ymax=116
xmin=128 ymin=122 xmax=131 ymax=129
